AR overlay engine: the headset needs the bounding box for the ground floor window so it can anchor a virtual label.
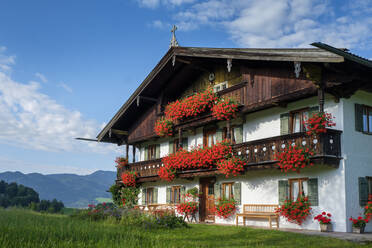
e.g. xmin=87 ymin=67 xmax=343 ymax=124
xmin=359 ymin=176 xmax=372 ymax=206
xmin=222 ymin=182 xmax=234 ymax=200
xmin=146 ymin=188 xmax=154 ymax=204
xmin=171 ymin=186 xmax=181 ymax=204
xmin=278 ymin=178 xmax=318 ymax=206
xmin=289 ymin=178 xmax=308 ymax=201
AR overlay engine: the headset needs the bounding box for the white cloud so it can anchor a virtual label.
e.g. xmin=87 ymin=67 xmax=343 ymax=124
xmin=58 ymin=82 xmax=73 ymax=93
xmin=0 ymin=48 xmax=120 ymax=154
xmin=34 ymin=72 xmax=48 ymax=83
xmin=0 ymin=46 xmax=15 ymax=73
xmin=147 ymin=0 xmax=372 ymax=49
xmin=136 ymin=0 xmax=195 ymax=8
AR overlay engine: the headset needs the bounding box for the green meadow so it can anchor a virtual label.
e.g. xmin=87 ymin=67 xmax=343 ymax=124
xmin=0 ymin=209 xmax=369 ymax=248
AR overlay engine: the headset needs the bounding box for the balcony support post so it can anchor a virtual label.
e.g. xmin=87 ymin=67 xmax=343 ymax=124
xmin=132 ymin=145 xmax=136 ymax=163
xmin=125 ymin=140 xmax=129 ymax=161
xmin=318 ymin=81 xmax=325 ymax=113
xmin=178 ymin=128 xmax=182 ymax=149
xmin=227 ymin=121 xmax=231 ymax=140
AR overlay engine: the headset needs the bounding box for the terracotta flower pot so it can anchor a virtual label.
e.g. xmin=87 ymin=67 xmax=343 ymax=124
xmin=352 ymin=226 xmax=365 ymax=234
xmin=320 ymin=223 xmax=332 ymax=232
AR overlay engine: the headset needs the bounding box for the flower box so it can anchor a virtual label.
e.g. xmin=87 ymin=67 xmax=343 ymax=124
xmin=320 ymin=223 xmax=332 ymax=232
xmin=352 ymin=226 xmax=365 ymax=234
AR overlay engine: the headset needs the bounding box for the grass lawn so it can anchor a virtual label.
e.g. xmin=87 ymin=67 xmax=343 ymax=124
xmin=0 ymin=209 xmax=370 ymax=248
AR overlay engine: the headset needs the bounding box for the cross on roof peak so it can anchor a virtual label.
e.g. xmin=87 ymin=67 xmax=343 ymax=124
xmin=170 ymin=25 xmax=179 ymax=48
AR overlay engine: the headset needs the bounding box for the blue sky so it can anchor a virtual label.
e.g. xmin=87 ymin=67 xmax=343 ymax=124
xmin=0 ymin=0 xmax=371 ymax=175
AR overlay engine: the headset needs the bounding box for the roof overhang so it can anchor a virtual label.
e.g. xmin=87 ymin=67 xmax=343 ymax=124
xmin=96 ymin=43 xmax=372 ymax=144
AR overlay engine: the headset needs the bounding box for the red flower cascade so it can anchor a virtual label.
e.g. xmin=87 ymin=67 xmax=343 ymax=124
xmin=212 ymin=98 xmax=239 ymax=120
xmin=304 ymin=112 xmax=336 ymax=136
xmin=154 ymin=118 xmax=173 ymax=137
xmin=213 ymin=198 xmax=237 ymax=219
xmin=121 ymin=171 xmax=137 ymax=187
xmin=276 ymin=197 xmax=312 ymax=225
xmin=276 ymin=145 xmax=314 ymax=173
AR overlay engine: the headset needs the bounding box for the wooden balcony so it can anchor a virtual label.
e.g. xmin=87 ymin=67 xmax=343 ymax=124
xmin=118 ymin=129 xmax=342 ymax=183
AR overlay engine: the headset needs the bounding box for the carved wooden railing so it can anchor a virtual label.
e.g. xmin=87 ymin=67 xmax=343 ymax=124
xmin=118 ymin=129 xmax=342 ymax=182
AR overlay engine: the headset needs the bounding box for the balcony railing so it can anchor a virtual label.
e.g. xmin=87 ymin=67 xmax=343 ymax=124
xmin=118 ymin=129 xmax=342 ymax=182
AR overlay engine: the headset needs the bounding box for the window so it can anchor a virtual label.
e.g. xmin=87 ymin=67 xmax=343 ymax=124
xmin=213 ymin=81 xmax=228 ymax=92
xmin=204 ymin=128 xmax=217 ymax=147
xmin=290 ymin=108 xmax=309 ymax=133
xmin=147 ymin=145 xmax=156 ymax=160
xmin=222 ymin=182 xmax=234 ymax=200
xmin=289 ymin=178 xmax=308 ymax=201
xmin=368 ymin=177 xmax=372 ymax=195
xmin=171 ymin=186 xmax=181 ymax=204
xmin=146 ymin=188 xmax=154 ymax=204
xmin=363 ymin=106 xmax=372 ymax=133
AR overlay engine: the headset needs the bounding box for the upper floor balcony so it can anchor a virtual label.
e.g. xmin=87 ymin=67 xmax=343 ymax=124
xmin=117 ymin=129 xmax=342 ymax=183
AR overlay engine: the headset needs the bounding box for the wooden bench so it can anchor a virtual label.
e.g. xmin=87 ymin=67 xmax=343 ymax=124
xmin=236 ymin=204 xmax=279 ymax=229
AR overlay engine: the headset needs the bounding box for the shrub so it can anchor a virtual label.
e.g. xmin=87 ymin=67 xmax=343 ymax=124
xmin=120 ymin=187 xmax=140 ymax=209
xmin=70 ymin=203 xmax=122 ymax=221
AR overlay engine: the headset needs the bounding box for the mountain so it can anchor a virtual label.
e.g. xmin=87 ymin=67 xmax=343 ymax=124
xmin=0 ymin=170 xmax=116 ymax=208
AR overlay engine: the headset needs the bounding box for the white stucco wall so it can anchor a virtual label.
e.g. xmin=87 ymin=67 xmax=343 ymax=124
xmin=243 ymin=95 xmax=342 ymax=142
xmin=136 ymin=94 xmax=366 ymax=232
xmin=341 ymin=91 xmax=372 ymax=232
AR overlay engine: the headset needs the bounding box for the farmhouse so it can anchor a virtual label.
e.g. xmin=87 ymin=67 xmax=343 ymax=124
xmin=96 ymin=37 xmax=372 ymax=232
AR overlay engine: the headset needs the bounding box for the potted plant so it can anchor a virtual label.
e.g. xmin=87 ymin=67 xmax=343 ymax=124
xmin=349 ymin=216 xmax=369 ymax=233
xmin=314 ymin=212 xmax=332 ymax=232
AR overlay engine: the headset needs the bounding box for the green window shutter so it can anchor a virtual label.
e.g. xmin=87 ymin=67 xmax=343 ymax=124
xmin=144 ymin=147 xmax=148 ymax=161
xmin=278 ymin=180 xmax=289 ymax=205
xmin=182 ymin=138 xmax=188 ymax=151
xmin=153 ymin=188 xmax=158 ymax=204
xmin=234 ymin=126 xmax=243 ymax=144
xmin=169 ymin=141 xmax=174 ymax=154
xmin=166 ymin=187 xmax=171 ymax=204
xmin=359 ymin=177 xmax=369 ymax=206
xmin=308 ymin=178 xmax=319 ymax=206
xmin=180 ymin=186 xmax=186 ymax=203
xmin=141 ymin=188 xmax=147 ymax=205
xmin=355 ymin=104 xmax=364 ymax=132
xmin=308 ymin=106 xmax=319 ymax=118
xmin=280 ymin=113 xmax=290 ymax=135
xmin=233 ymin=182 xmax=241 ymax=205
xmin=155 ymin=144 xmax=160 ymax=159
xmin=214 ymin=182 xmax=221 ymax=201
xmin=216 ymin=128 xmax=223 ymax=143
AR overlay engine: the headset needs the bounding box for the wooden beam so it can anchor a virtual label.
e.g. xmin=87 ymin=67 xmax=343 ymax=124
xmin=132 ymin=145 xmax=136 ymax=163
xmin=75 ymin=137 xmax=99 ymax=142
xmin=111 ymin=129 xmax=129 ymax=135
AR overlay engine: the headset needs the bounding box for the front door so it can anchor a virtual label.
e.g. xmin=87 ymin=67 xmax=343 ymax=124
xmin=199 ymin=177 xmax=215 ymax=222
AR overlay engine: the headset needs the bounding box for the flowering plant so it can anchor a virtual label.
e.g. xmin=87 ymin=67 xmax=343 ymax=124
xmin=365 ymin=194 xmax=372 ymax=221
xmin=276 ymin=145 xmax=314 ymax=173
xmin=349 ymin=216 xmax=369 ymax=228
xmin=213 ymin=198 xmax=237 ymax=219
xmin=217 ymin=157 xmax=246 ymax=178
xmin=176 ymin=201 xmax=198 ymax=215
xmin=154 ymin=117 xmax=173 ymax=137
xmin=276 ymin=197 xmax=311 ymax=225
xmin=304 ymin=112 xmax=336 ymax=136
xmin=164 ymin=89 xmax=217 ymax=121
xmin=159 ymin=140 xmax=236 ymax=181
xmin=121 ymin=171 xmax=137 ymax=187
xmin=314 ymin=212 xmax=332 ymax=224
xmin=115 ymin=157 xmax=128 ymax=168
xmin=211 ymin=98 xmax=239 ymax=120
xmin=158 ymin=166 xmax=176 ymax=182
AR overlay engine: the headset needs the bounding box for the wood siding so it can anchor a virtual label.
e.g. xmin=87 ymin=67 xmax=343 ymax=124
xmin=127 ymin=65 xmax=316 ymax=143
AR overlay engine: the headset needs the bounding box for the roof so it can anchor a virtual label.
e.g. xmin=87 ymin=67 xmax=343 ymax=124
xmin=311 ymin=42 xmax=372 ymax=68
xmin=96 ymin=43 xmax=370 ymax=143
